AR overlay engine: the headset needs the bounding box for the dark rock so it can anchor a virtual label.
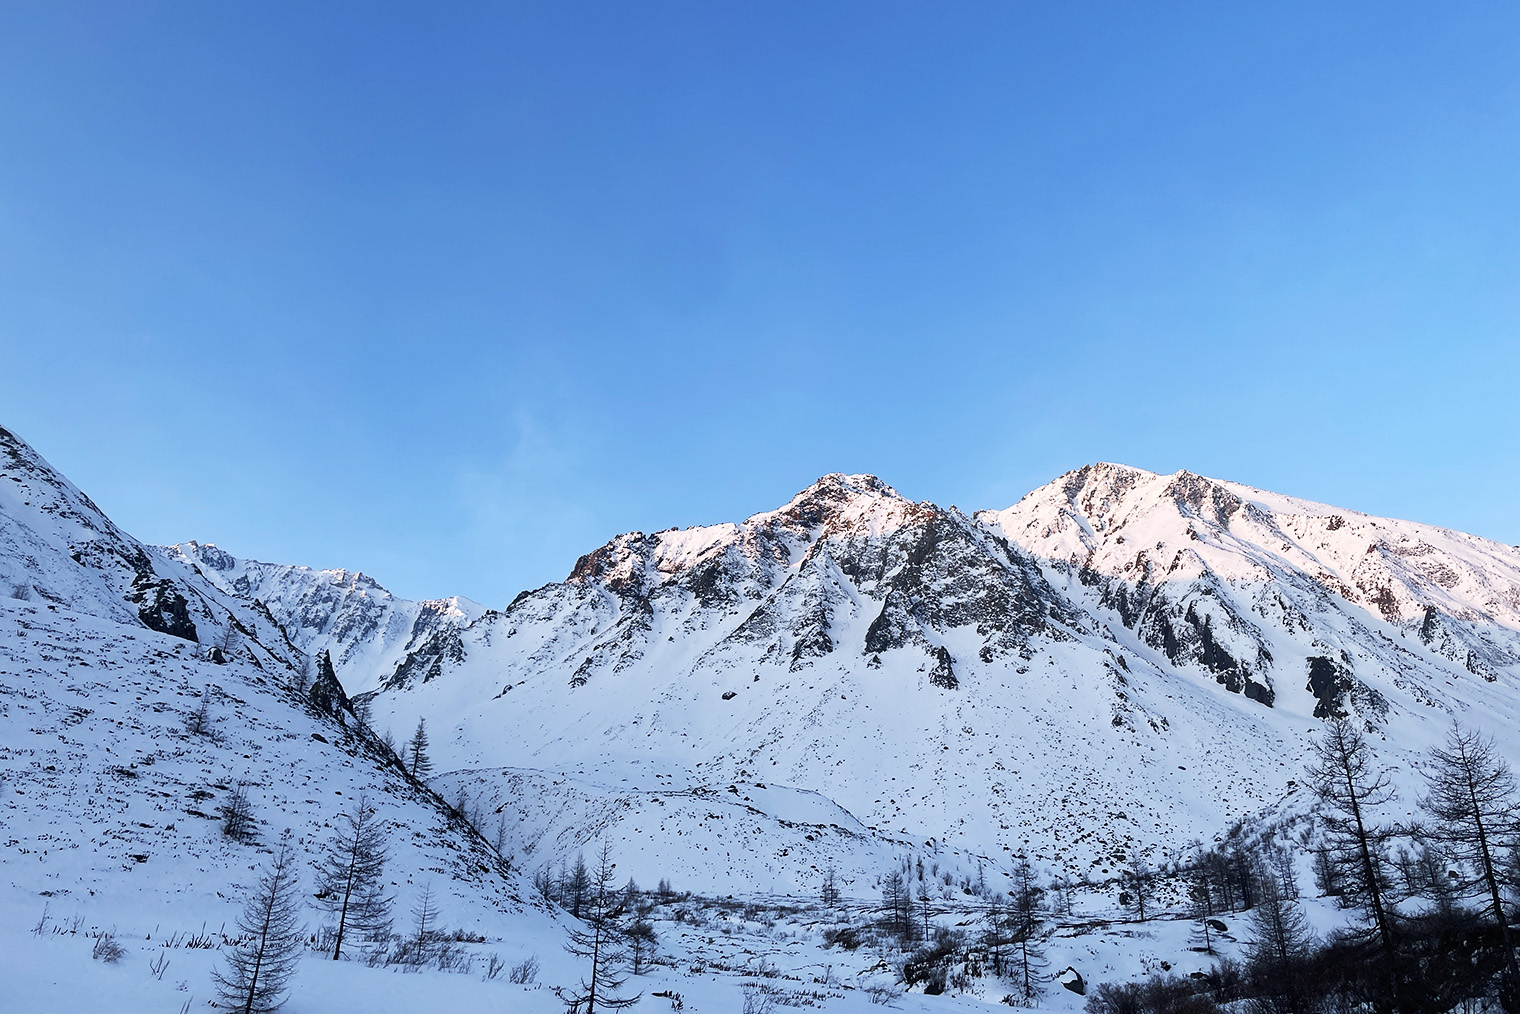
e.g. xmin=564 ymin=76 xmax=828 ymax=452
xmin=928 ymin=646 xmax=957 ymax=689
xmin=1306 ymin=655 xmax=1348 ymax=718
xmin=308 ymin=650 xmax=353 ymax=720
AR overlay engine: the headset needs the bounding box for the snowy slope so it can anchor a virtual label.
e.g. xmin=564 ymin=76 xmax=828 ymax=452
xmin=0 ymin=597 xmax=529 ymax=922
xmin=0 ymin=423 xmax=992 ymax=1014
xmin=0 ymin=423 xmax=537 ymax=952
xmin=1 ymin=425 xmax=298 ymax=662
xmin=9 ymin=420 xmax=1520 ymax=1011
xmin=434 ymin=761 xmax=993 ymax=900
xmin=162 ymin=541 xmax=485 ymax=695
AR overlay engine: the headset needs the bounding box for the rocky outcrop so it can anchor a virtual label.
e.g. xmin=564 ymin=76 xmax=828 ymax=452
xmin=308 ymin=649 xmax=355 ymax=718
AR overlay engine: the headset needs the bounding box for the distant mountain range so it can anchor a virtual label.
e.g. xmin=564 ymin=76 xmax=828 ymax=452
xmin=8 ymin=419 xmax=1520 ymax=890
xmin=162 ymin=540 xmax=484 ymax=696
xmin=162 ymin=458 xmax=1520 ymax=882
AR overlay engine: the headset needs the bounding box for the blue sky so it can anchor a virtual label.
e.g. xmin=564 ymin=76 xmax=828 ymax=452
xmin=3 ymin=2 xmax=1518 ymax=604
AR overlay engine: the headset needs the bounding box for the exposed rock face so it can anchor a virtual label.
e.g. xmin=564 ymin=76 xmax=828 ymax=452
xmin=386 ymin=624 xmax=467 ymax=691
xmin=308 ymin=649 xmax=355 ymax=720
xmin=131 ymin=568 xmax=199 ymax=640
xmin=499 ymin=473 xmax=1076 ymax=691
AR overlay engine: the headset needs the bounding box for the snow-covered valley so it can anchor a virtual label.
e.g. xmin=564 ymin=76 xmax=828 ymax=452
xmin=6 ymin=420 xmax=1520 ymax=1012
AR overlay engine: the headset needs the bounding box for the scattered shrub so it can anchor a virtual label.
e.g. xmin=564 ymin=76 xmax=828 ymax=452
xmin=821 ymin=925 xmax=861 ymax=950
xmin=92 ymin=933 xmax=125 ymax=963
xmin=508 ymin=955 xmax=539 ymax=984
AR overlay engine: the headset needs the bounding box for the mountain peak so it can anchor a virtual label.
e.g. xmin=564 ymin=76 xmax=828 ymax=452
xmin=758 ymin=473 xmax=907 ymax=528
xmin=795 ymin=472 xmax=903 ymax=501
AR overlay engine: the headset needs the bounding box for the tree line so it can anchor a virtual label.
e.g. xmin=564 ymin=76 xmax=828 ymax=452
xmin=834 ymin=716 xmax=1519 ymax=1012
xmin=1084 ymin=718 xmax=1520 ymax=1014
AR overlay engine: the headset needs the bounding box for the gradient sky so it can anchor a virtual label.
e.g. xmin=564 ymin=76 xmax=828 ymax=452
xmin=3 ymin=2 xmax=1518 ymax=605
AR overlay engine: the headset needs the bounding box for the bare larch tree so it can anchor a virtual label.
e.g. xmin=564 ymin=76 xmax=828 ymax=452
xmin=314 ymin=793 xmax=392 ymax=961
xmin=555 ymin=842 xmax=640 ymax=1013
xmin=213 ymin=834 xmax=304 ymax=1014
xmin=1308 ymin=717 xmax=1403 ymax=1014
xmin=1421 ymin=722 xmax=1520 ymax=1010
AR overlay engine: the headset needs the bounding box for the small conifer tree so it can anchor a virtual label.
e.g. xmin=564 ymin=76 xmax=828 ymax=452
xmin=408 ymin=718 xmax=433 ymax=781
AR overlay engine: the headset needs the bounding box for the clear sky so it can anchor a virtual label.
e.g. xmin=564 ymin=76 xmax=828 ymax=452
xmin=2 ymin=2 xmax=1518 ymax=605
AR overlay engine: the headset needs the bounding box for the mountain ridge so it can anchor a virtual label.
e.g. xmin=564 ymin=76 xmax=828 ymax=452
xmin=15 ymin=419 xmax=1516 ymax=888
xmin=161 ymin=539 xmax=485 ymax=695
xmin=0 ymin=421 xmax=544 ymax=969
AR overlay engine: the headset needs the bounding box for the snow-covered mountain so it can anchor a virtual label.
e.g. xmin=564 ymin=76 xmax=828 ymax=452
xmin=12 ymin=415 xmax=1520 ymax=895
xmin=0 ymin=423 xmax=1121 ymax=1012
xmin=162 ymin=541 xmax=485 ymax=695
xmin=1 ymin=425 xmax=295 ymax=661
xmin=980 ymin=462 xmax=1520 ymax=718
xmin=0 ymin=423 xmax=538 ymax=958
xmin=350 ymin=468 xmax=1520 ymax=888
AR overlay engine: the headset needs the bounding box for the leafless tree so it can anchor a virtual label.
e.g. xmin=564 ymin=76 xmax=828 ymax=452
xmin=213 ymin=835 xmax=304 ymax=1014
xmin=821 ymin=865 xmax=840 ymax=908
xmin=407 ymin=718 xmax=433 ymax=781
xmin=1122 ymin=857 xmax=1154 ymax=922
xmin=1307 ymin=717 xmax=1403 ymax=1013
xmin=566 ymin=853 xmax=591 ymax=918
xmin=219 ymin=619 xmax=240 ymax=658
xmin=314 ymin=793 xmax=392 ymax=961
xmin=881 ymin=870 xmax=911 ymax=944
xmin=1421 ymin=722 xmax=1520 ymax=1008
xmin=185 ymin=688 xmax=213 ymax=737
xmin=220 ymin=781 xmax=257 ymax=843
xmin=1008 ymin=857 xmax=1046 ymax=1007
xmin=625 ymin=919 xmax=657 ymax=975
xmin=409 ymin=882 xmax=440 ymax=967
xmin=1189 ymin=861 xmax=1217 ymax=954
xmin=1246 ymin=877 xmax=1314 ymax=1014
xmin=555 ymin=843 xmax=640 ymax=1013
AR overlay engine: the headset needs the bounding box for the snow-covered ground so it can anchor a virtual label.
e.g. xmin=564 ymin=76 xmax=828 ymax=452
xmin=0 ymin=864 xmax=1289 ymax=1014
